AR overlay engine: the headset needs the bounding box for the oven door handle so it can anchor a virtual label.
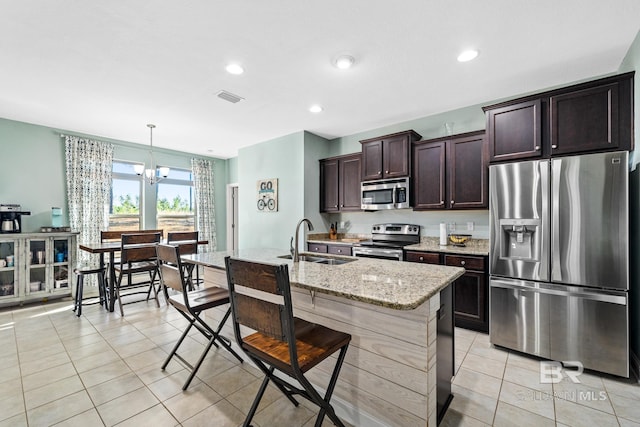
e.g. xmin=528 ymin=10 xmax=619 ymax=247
xmin=353 ymin=247 xmax=402 ymax=260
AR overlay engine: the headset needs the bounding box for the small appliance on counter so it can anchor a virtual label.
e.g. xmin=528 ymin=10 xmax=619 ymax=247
xmin=40 ymin=207 xmax=71 ymax=232
xmin=0 ymin=204 xmax=30 ymax=233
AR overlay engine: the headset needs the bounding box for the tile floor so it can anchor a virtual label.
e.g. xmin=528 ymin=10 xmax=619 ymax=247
xmin=0 ymin=297 xmax=351 ymax=427
xmin=2 ymin=296 xmax=640 ymax=426
xmin=441 ymin=327 xmax=640 ymax=427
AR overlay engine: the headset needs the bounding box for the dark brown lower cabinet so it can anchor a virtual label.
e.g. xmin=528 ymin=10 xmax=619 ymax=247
xmin=444 ymin=254 xmax=488 ymax=333
xmin=450 ymin=270 xmax=487 ymax=332
xmin=307 ymin=242 xmax=352 ymax=256
xmin=406 ymin=250 xmax=489 ymax=333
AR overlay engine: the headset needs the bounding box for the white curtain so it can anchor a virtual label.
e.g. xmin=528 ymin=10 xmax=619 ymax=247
xmin=65 ymin=136 xmax=114 ymax=265
xmin=191 ymin=158 xmax=217 ymax=252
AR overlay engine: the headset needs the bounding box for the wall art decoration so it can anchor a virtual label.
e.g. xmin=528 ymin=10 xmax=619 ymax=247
xmin=256 ymin=178 xmax=278 ymax=212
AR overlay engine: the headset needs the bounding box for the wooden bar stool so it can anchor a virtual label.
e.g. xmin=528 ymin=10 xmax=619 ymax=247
xmin=73 ymin=264 xmax=107 ymax=317
xmin=156 ymin=244 xmax=243 ymax=390
xmin=225 ymin=257 xmax=351 ymax=427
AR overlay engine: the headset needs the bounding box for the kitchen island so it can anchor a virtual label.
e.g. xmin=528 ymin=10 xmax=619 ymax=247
xmin=184 ymin=248 xmax=464 ymax=427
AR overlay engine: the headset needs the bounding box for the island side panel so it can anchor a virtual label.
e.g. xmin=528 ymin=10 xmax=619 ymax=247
xmin=203 ymin=266 xmax=441 ymax=427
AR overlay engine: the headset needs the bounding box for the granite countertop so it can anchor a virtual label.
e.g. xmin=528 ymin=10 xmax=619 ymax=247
xmin=307 ymin=233 xmax=369 ymax=245
xmin=308 ymin=233 xmax=490 ymax=256
xmin=405 ymin=237 xmax=489 ymax=256
xmin=184 ymin=248 xmax=464 ymax=310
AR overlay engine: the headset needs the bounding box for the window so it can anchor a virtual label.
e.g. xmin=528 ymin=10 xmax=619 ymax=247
xmin=109 ymin=161 xmax=142 ymax=230
xmin=156 ymin=167 xmax=195 ymax=233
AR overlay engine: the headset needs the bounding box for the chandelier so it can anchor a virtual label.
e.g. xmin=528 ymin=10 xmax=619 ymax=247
xmin=133 ymin=124 xmax=170 ymax=185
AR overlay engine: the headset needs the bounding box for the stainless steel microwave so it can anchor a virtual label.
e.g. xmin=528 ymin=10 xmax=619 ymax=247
xmin=361 ymin=177 xmax=410 ymax=210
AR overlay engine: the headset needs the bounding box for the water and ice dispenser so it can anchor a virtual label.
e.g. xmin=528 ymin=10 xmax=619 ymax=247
xmin=498 ymin=219 xmax=541 ymax=261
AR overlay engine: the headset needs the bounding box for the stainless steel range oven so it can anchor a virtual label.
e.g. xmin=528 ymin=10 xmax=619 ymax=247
xmin=352 ymin=223 xmax=420 ymax=261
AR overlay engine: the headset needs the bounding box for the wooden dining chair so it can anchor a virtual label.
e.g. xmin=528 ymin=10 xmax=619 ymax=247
xmin=100 ymin=229 xmax=164 ymax=242
xmin=167 ymin=231 xmax=200 ymax=289
xmin=112 ymin=232 xmax=162 ymax=316
xmin=100 ymin=229 xmax=164 ymax=300
xmin=156 ymin=244 xmax=243 ymax=390
xmin=224 ymin=257 xmax=351 ymax=427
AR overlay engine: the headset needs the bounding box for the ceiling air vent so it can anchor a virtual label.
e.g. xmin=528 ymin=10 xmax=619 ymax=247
xmin=216 ymin=90 xmax=244 ymax=104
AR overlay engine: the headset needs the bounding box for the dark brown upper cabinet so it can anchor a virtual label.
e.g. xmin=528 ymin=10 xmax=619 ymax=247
xmin=360 ymin=130 xmax=422 ymax=181
xmin=319 ymin=153 xmax=362 ymax=213
xmin=448 ymin=133 xmax=488 ymax=209
xmin=413 ymin=141 xmax=446 ymax=209
xmin=484 ymin=72 xmax=633 ymax=162
xmin=413 ymin=131 xmax=487 ymax=210
xmin=550 ymin=83 xmax=619 ymax=155
xmin=486 ymin=99 xmax=542 ymax=162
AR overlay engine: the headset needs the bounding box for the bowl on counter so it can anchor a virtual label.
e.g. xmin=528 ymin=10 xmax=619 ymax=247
xmin=449 ymin=234 xmax=472 ymax=247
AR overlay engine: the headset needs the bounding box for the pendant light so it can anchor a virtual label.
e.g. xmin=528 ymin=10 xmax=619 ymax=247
xmin=133 ymin=124 xmax=170 ymax=185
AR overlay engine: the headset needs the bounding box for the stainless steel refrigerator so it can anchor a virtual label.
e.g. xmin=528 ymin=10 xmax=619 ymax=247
xmin=489 ymin=151 xmax=629 ymax=377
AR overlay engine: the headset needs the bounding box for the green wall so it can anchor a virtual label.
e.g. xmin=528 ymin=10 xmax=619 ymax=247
xmin=0 ymin=118 xmax=228 ymax=248
xmin=303 ymin=131 xmax=332 ymax=232
xmin=326 ymin=103 xmax=491 ymax=237
xmin=227 ymin=157 xmax=238 ymax=184
xmin=237 ymin=132 xmax=306 ymax=250
xmin=0 ymin=119 xmax=67 ymax=231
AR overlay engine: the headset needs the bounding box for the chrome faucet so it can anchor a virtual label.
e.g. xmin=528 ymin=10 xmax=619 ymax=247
xmin=293 ymin=218 xmax=314 ymax=262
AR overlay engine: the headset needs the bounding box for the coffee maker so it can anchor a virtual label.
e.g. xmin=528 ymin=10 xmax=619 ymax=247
xmin=0 ymin=204 xmax=31 ymax=233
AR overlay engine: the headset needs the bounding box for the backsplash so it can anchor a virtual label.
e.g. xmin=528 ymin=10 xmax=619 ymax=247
xmin=319 ymin=209 xmax=490 ymax=239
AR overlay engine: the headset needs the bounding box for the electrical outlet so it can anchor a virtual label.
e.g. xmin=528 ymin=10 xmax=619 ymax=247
xmin=467 ymin=221 xmax=474 ymax=231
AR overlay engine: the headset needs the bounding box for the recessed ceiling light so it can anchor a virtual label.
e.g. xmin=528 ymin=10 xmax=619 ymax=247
xmin=225 ymin=63 xmax=244 ymax=75
xmin=334 ymin=55 xmax=355 ymax=69
xmin=309 ymin=105 xmax=323 ymax=113
xmin=457 ymin=49 xmax=479 ymax=62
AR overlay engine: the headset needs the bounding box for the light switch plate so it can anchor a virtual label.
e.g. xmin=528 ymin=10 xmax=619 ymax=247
xmin=467 ymin=221 xmax=474 ymax=231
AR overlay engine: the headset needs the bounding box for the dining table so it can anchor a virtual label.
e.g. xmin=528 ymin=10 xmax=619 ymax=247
xmin=79 ymin=239 xmax=208 ymax=312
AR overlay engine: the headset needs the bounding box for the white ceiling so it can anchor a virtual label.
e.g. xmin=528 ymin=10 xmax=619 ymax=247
xmin=1 ymin=1 xmax=639 ymax=159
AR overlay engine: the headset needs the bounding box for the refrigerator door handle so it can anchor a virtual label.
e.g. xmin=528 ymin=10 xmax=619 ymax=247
xmin=550 ymin=158 xmax=562 ymax=280
xmin=490 ymin=279 xmax=626 ymax=305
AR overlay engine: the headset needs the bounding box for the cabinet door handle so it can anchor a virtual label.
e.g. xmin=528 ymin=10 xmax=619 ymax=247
xmin=337 ymin=249 xmax=342 ymax=253
xmin=419 ymin=256 xmax=424 ymax=261
xmin=334 ymin=205 xmax=338 ymax=208
xmin=440 ymin=201 xmax=444 ymax=205
xmin=377 ymin=171 xmax=381 ymax=174
xmin=385 ymin=170 xmax=389 ymax=173
xmin=535 ymin=145 xmax=541 ymax=151
xmin=552 ymin=144 xmax=558 ymax=149
xmin=451 ymin=200 xmax=455 ymax=205
xmin=340 ymin=204 xmax=344 ymax=207
xmin=461 ymin=260 xmax=466 ymax=266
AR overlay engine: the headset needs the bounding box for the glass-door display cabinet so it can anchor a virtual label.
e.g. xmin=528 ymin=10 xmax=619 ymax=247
xmin=0 ymin=237 xmax=20 ymax=304
xmin=0 ymin=232 xmax=76 ymax=307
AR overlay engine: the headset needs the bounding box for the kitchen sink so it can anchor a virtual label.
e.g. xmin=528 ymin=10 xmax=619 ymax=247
xmin=278 ymin=254 xmax=356 ymax=265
